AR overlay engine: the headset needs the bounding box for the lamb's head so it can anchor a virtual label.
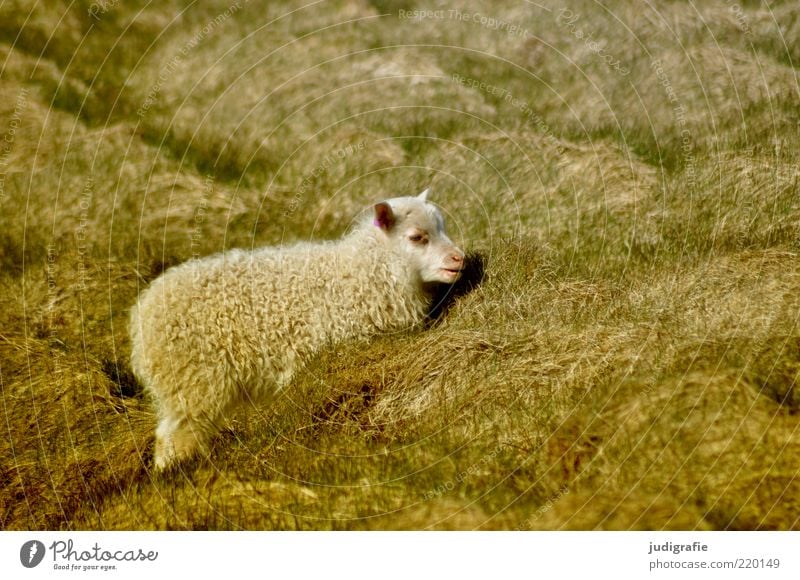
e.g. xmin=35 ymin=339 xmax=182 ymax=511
xmin=372 ymin=189 xmax=465 ymax=284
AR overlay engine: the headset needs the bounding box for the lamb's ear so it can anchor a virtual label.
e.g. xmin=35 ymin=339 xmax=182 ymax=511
xmin=417 ymin=188 xmax=431 ymax=202
xmin=373 ymin=202 xmax=396 ymax=231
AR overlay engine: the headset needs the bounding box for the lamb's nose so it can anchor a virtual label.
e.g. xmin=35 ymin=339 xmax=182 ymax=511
xmin=450 ymin=252 xmax=464 ymax=265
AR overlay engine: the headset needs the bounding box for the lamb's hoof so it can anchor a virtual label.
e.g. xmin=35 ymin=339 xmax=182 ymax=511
xmin=153 ymin=436 xmax=198 ymax=472
xmin=153 ymin=452 xmax=175 ymax=472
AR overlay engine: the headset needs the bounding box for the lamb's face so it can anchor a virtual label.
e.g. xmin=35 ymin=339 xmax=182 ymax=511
xmin=374 ymin=190 xmax=465 ymax=284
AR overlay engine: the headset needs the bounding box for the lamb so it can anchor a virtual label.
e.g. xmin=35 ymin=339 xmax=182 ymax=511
xmin=129 ymin=189 xmax=465 ymax=469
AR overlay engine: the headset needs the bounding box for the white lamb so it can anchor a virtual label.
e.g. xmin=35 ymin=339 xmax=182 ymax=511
xmin=129 ymin=189 xmax=465 ymax=469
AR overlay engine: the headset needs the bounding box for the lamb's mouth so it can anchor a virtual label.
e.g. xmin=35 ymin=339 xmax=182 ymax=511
xmin=440 ymin=267 xmax=463 ymax=280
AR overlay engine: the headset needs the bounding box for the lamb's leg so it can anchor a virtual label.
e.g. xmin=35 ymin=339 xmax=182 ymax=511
xmin=154 ymin=412 xmax=214 ymax=470
xmin=154 ymin=415 xmax=194 ymax=469
xmin=153 ymin=389 xmax=241 ymax=470
xmin=151 ymin=363 xmax=242 ymax=470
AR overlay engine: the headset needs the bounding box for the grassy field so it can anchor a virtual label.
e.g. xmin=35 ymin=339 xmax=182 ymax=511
xmin=1 ymin=0 xmax=799 ymax=530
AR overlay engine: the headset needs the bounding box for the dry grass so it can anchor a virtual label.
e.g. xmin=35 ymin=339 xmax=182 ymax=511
xmin=1 ymin=0 xmax=799 ymax=530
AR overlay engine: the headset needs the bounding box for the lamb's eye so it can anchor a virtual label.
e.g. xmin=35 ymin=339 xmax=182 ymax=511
xmin=409 ymin=233 xmax=428 ymax=245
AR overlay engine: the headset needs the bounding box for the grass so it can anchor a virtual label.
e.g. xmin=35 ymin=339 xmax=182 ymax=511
xmin=1 ymin=0 xmax=799 ymax=530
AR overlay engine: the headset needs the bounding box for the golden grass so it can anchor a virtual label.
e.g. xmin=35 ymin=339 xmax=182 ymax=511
xmin=1 ymin=0 xmax=798 ymax=530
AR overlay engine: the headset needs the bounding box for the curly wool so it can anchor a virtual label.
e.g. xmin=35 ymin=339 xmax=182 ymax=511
xmin=129 ymin=207 xmax=446 ymax=468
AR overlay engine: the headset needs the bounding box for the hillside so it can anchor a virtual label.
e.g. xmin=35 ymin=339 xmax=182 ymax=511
xmin=1 ymin=0 xmax=799 ymax=530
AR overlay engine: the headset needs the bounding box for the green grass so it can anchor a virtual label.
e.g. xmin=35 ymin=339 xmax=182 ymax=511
xmin=1 ymin=0 xmax=799 ymax=530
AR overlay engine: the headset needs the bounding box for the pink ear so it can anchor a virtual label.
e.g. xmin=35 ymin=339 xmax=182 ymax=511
xmin=373 ymin=202 xmax=395 ymax=230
